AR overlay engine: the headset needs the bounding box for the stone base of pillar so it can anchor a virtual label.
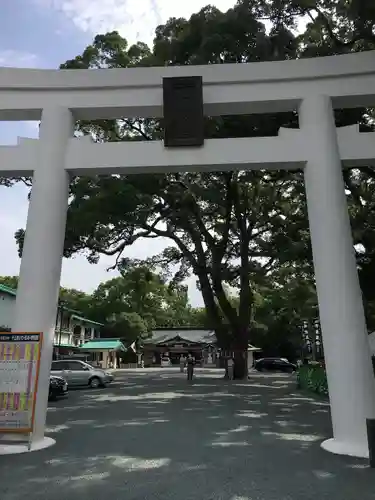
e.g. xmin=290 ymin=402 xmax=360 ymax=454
xmin=321 ymin=437 xmax=369 ymax=458
xmin=0 ymin=437 xmax=56 ymax=455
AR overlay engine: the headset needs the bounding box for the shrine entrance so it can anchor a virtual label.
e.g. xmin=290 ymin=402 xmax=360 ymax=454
xmin=1 ymin=50 xmax=375 ymax=457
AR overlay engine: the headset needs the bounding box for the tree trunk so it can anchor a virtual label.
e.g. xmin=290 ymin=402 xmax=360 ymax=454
xmin=233 ymin=349 xmax=248 ymax=379
xmin=232 ymin=328 xmax=249 ymax=379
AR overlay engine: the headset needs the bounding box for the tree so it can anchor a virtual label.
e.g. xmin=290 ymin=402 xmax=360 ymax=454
xmin=0 ymin=264 xmax=201 ymax=342
xmin=263 ymin=0 xmax=375 ymax=53
xmin=103 ymin=311 xmax=149 ymax=343
xmin=0 ymin=276 xmax=19 ymax=289
xmin=263 ymin=0 xmax=375 ymax=328
xmin=251 ymin=266 xmax=318 ymax=359
xmin=86 ymin=259 xmax=199 ymax=341
xmin=59 ymin=287 xmax=91 ymax=314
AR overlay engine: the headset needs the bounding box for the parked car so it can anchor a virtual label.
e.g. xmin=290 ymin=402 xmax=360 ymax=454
xmin=49 ymin=375 xmax=68 ymax=401
xmin=160 ymin=356 xmax=172 ymax=367
xmin=255 ymin=357 xmax=297 ymax=373
xmin=50 ymin=359 xmax=114 ymax=388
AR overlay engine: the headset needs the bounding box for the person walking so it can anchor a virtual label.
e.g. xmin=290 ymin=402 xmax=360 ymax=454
xmin=227 ymin=356 xmax=234 ymax=380
xmin=186 ymin=354 xmax=195 ymax=381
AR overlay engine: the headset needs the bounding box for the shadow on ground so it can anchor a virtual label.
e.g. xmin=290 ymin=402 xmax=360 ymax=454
xmin=0 ymin=370 xmax=374 ymax=500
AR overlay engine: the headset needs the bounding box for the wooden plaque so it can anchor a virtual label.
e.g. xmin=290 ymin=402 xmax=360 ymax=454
xmin=163 ymin=76 xmax=204 ymax=147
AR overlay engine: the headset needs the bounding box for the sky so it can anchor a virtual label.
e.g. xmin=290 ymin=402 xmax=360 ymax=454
xmin=0 ymin=0 xmax=239 ymax=307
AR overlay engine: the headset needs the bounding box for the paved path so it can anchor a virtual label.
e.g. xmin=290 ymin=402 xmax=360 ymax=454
xmin=0 ymin=369 xmax=374 ymax=500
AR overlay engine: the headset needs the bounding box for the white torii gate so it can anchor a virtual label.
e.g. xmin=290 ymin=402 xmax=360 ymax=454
xmin=1 ymin=50 xmax=375 ymax=457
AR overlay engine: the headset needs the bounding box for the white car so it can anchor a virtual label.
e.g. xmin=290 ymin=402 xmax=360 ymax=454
xmin=160 ymin=356 xmax=172 ymax=367
xmin=51 ymin=359 xmax=114 ymax=388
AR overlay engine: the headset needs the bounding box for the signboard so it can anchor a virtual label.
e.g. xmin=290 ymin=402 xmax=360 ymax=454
xmin=0 ymin=332 xmax=43 ymax=434
xmin=163 ymin=76 xmax=204 ymax=148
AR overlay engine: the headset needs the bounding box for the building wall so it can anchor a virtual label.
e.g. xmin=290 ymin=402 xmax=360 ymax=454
xmin=53 ymin=331 xmax=72 ymax=346
xmin=0 ymin=291 xmax=15 ymax=329
xmin=0 ymin=290 xmax=100 ymax=344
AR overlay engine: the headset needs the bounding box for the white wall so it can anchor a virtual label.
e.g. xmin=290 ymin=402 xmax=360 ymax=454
xmin=0 ymin=291 xmax=15 ymax=329
xmin=53 ymin=331 xmax=71 ymax=346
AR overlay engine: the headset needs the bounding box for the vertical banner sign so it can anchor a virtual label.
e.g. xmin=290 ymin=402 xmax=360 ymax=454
xmin=0 ymin=332 xmax=43 ymax=433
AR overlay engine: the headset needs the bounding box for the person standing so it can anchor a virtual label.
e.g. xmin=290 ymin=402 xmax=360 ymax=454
xmin=180 ymin=354 xmax=186 ymax=373
xmin=186 ymin=354 xmax=195 ymax=381
xmin=227 ymin=356 xmax=234 ymax=380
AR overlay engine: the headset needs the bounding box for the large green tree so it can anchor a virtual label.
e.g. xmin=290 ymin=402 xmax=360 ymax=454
xmin=88 ymin=259 xmax=197 ymax=339
xmin=251 ymin=265 xmax=318 ymax=358
xmin=0 ymin=263 xmax=200 ymax=342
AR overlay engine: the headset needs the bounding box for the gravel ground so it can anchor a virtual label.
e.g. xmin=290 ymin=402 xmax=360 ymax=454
xmin=0 ymin=369 xmax=374 ymax=500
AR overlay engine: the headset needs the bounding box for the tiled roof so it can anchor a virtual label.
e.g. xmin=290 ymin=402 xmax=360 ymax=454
xmin=144 ymin=329 xmax=216 ymax=345
xmin=0 ymin=284 xmax=17 ymax=296
xmin=79 ymin=338 xmax=126 ymax=351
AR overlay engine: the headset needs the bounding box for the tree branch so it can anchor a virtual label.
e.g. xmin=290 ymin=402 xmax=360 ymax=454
xmin=122 ymin=119 xmax=152 ymax=141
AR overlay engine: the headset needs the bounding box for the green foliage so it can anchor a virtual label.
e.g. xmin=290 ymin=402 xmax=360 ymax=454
xmin=0 ymin=261 xmax=201 ymax=343
xmin=251 ymin=267 xmax=317 ymax=358
xmin=103 ymin=312 xmax=149 ymax=343
xmin=270 ymin=0 xmax=375 ymax=53
xmin=59 ymin=287 xmax=91 ymax=314
xmin=0 ymin=276 xmax=19 ymax=289
xmin=88 ymin=259 xmax=198 ymax=339
xmin=297 ymin=364 xmax=328 ymax=396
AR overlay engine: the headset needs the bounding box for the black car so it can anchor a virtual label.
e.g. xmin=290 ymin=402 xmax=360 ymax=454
xmin=49 ymin=375 xmax=68 ymax=401
xmin=255 ymin=357 xmax=297 ymax=373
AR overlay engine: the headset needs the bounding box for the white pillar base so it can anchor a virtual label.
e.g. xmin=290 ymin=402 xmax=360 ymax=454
xmin=0 ymin=437 xmax=55 ymax=455
xmin=321 ymin=438 xmax=369 ymax=459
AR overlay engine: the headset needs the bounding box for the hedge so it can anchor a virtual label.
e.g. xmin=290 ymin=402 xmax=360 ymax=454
xmin=297 ymin=364 xmax=328 ymax=396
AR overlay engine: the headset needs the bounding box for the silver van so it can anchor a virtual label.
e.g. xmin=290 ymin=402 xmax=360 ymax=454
xmin=50 ymin=359 xmax=114 ymax=388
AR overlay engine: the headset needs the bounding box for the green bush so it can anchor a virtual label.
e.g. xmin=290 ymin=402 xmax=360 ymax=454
xmin=297 ymin=364 xmax=328 ymax=396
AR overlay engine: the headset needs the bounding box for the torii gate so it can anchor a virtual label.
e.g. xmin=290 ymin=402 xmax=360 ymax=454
xmin=1 ymin=51 xmax=375 ymax=457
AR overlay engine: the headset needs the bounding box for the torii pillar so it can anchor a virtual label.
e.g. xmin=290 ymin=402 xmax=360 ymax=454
xmin=11 ymin=107 xmax=73 ymax=450
xmin=300 ymin=95 xmax=375 ymax=457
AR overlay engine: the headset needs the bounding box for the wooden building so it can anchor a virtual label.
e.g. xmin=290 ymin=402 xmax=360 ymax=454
xmin=142 ymin=328 xmax=217 ymax=367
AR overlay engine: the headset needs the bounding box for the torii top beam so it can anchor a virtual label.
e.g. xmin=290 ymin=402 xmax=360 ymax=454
xmin=0 ymin=51 xmax=374 ymax=121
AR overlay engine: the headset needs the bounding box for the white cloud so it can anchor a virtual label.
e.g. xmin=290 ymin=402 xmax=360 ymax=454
xmin=0 ymin=50 xmax=39 ymax=68
xmin=34 ymin=0 xmax=236 ymax=45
